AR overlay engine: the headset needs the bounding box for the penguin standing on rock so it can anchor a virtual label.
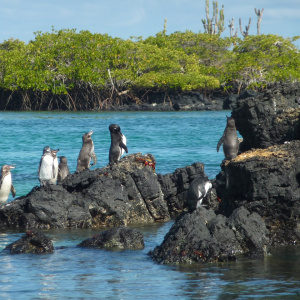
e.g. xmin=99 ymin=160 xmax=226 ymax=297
xmin=77 ymin=130 xmax=97 ymax=171
xmin=57 ymin=156 xmax=70 ymax=184
xmin=217 ymin=116 xmax=239 ymax=160
xmin=186 ymin=177 xmax=212 ymax=212
xmin=0 ymin=165 xmax=16 ymax=206
xmin=109 ymin=124 xmax=128 ymax=165
xmin=50 ymin=148 xmax=59 ymax=185
xmin=38 ymin=146 xmax=55 ymax=187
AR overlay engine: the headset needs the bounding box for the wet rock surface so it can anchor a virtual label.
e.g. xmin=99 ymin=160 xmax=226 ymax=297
xmin=2 ymin=231 xmax=54 ymax=254
xmin=78 ymin=226 xmax=144 ymax=250
xmin=149 ymin=206 xmax=269 ymax=264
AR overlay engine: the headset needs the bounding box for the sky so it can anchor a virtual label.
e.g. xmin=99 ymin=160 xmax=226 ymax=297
xmin=1 ymin=0 xmax=299 ymax=47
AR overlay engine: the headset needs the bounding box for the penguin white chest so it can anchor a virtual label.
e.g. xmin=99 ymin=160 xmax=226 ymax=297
xmin=39 ymin=155 xmax=54 ymax=180
xmin=120 ymin=135 xmax=127 ymax=158
xmin=0 ymin=174 xmax=12 ymax=203
xmin=50 ymin=157 xmax=59 ymax=184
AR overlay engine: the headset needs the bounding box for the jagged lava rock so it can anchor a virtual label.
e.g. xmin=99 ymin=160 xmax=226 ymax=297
xmin=78 ymin=226 xmax=144 ymax=250
xmin=232 ymin=83 xmax=300 ymax=150
xmin=149 ymin=206 xmax=269 ymax=264
xmin=216 ymin=140 xmax=300 ymax=245
xmin=2 ymin=231 xmax=54 ymax=254
xmin=0 ymin=154 xmax=167 ymax=229
xmin=158 ymin=162 xmax=212 ymax=216
xmin=0 ymin=154 xmax=209 ymax=229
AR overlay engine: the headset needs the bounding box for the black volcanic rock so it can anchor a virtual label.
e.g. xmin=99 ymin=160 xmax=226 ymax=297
xmin=232 ymin=82 xmax=300 ymax=150
xmin=78 ymin=226 xmax=144 ymax=250
xmin=2 ymin=231 xmax=54 ymax=254
xmin=149 ymin=206 xmax=268 ymax=264
xmin=158 ymin=162 xmax=212 ymax=216
xmin=0 ymin=154 xmax=208 ymax=229
xmin=216 ymin=141 xmax=300 ymax=245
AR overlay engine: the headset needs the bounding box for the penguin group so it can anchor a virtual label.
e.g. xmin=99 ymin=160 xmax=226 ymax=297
xmin=0 ymin=124 xmax=128 ymax=206
xmin=1 ymin=115 xmax=238 ymax=208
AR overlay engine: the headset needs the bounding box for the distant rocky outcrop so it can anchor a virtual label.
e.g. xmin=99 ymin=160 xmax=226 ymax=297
xmin=78 ymin=226 xmax=144 ymax=250
xmin=116 ymin=90 xmax=226 ymax=111
xmin=2 ymin=231 xmax=54 ymax=254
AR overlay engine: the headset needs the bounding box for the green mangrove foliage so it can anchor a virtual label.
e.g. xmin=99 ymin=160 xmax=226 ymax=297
xmin=0 ymin=28 xmax=299 ymax=110
xmin=222 ymin=35 xmax=300 ymax=91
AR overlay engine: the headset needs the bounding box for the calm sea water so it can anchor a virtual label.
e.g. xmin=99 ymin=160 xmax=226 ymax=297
xmin=0 ymin=111 xmax=300 ymax=299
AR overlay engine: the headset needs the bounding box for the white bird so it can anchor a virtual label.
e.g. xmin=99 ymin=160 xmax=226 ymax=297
xmin=0 ymin=165 xmax=16 ymax=206
xmin=38 ymin=146 xmax=55 ymax=187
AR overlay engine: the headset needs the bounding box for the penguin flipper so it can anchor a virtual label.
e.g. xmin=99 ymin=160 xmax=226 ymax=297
xmin=52 ymin=164 xmax=56 ymax=179
xmin=11 ymin=185 xmax=16 ymax=198
xmin=120 ymin=142 xmax=128 ymax=154
xmin=90 ymin=152 xmax=97 ymax=166
xmin=38 ymin=157 xmax=43 ymax=175
xmin=217 ymin=134 xmax=225 ymax=152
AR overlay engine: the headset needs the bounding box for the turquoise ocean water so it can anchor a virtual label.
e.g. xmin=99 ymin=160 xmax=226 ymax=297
xmin=0 ymin=111 xmax=300 ymax=299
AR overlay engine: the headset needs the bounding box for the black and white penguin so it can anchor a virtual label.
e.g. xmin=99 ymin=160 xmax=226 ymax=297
xmin=57 ymin=156 xmax=70 ymax=184
xmin=50 ymin=148 xmax=59 ymax=185
xmin=77 ymin=130 xmax=97 ymax=171
xmin=38 ymin=146 xmax=55 ymax=187
xmin=186 ymin=177 xmax=212 ymax=212
xmin=217 ymin=116 xmax=239 ymax=160
xmin=109 ymin=124 xmax=128 ymax=164
xmin=0 ymin=165 xmax=16 ymax=206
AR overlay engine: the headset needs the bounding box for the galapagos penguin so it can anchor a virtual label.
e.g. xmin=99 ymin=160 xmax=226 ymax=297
xmin=109 ymin=124 xmax=128 ymax=164
xmin=217 ymin=116 xmax=239 ymax=160
xmin=0 ymin=165 xmax=16 ymax=206
xmin=38 ymin=146 xmax=55 ymax=187
xmin=186 ymin=177 xmax=212 ymax=212
xmin=77 ymin=130 xmax=97 ymax=171
xmin=57 ymin=156 xmax=70 ymax=184
xmin=50 ymin=148 xmax=59 ymax=185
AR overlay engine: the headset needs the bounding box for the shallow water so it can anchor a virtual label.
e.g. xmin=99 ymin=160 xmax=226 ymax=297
xmin=0 ymin=111 xmax=300 ymax=299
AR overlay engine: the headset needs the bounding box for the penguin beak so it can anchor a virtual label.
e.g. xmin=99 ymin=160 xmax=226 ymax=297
xmin=8 ymin=165 xmax=16 ymax=169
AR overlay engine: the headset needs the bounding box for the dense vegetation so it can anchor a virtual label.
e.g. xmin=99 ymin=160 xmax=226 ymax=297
xmin=0 ymin=28 xmax=299 ymax=110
